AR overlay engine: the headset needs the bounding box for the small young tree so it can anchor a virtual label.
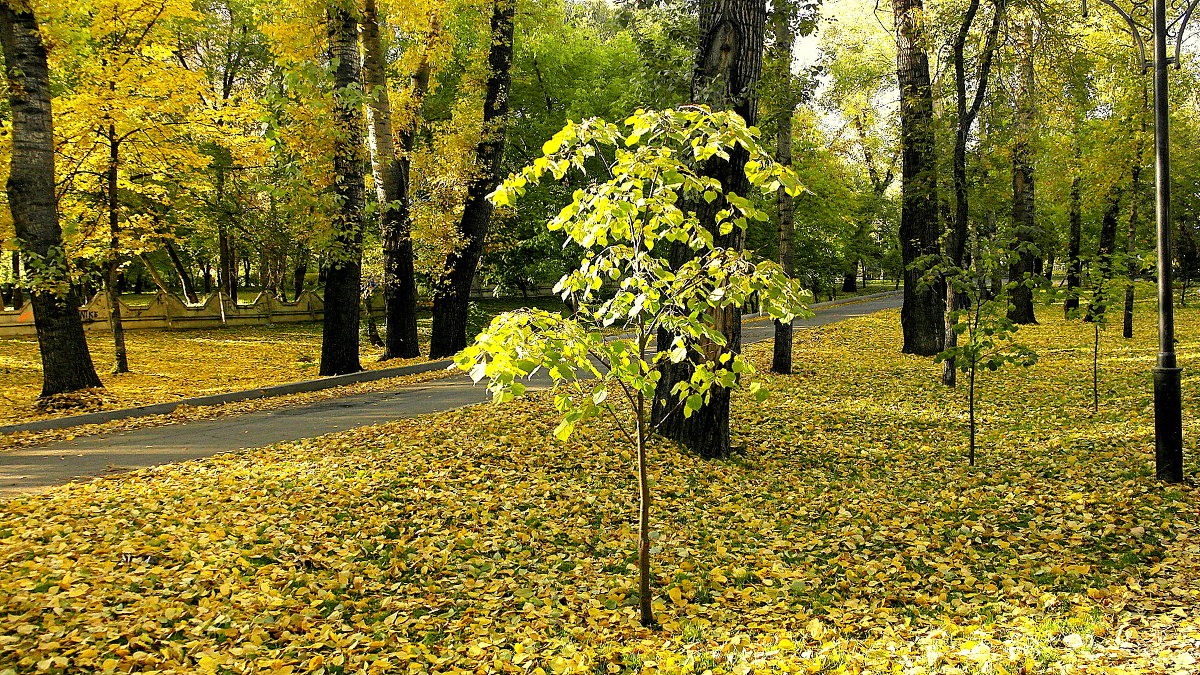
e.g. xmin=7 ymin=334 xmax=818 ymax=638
xmin=455 ymin=108 xmax=810 ymax=628
xmin=936 ymin=242 xmax=1037 ymax=466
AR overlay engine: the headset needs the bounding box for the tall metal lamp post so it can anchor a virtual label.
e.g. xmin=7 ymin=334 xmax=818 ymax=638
xmin=1083 ymin=0 xmax=1196 ymax=482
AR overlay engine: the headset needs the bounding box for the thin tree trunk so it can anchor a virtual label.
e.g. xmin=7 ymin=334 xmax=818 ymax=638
xmin=636 ymin=387 xmax=653 ymax=628
xmin=0 ymin=4 xmax=102 ymax=395
xmin=163 ymin=241 xmax=199 ymax=303
xmin=9 ymin=250 xmax=22 ymax=308
xmin=893 ymin=0 xmax=944 ymax=354
xmin=106 ymin=128 xmax=129 ymax=374
xmin=1124 ymin=89 xmax=1148 ymax=338
xmin=363 ymin=0 xmax=425 ymax=360
xmin=319 ymin=5 xmax=366 ymax=376
xmin=292 ymin=247 xmax=308 ymax=302
xmin=771 ymin=0 xmax=796 ymax=376
xmin=652 ymin=0 xmax=766 ymax=460
xmin=943 ymin=0 xmax=1004 ymax=386
xmin=1087 ymin=189 xmax=1122 ymax=322
xmin=1007 ymin=26 xmax=1038 ymax=325
xmin=215 ymin=167 xmax=238 ymax=302
xmin=1065 ymin=149 xmax=1083 ymax=317
xmin=429 ymin=0 xmax=514 ymax=358
xmin=137 ymin=254 xmax=172 ymax=296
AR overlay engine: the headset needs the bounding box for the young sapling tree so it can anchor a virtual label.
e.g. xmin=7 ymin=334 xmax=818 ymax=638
xmin=455 ymin=108 xmax=810 ymax=628
xmin=935 ymin=240 xmax=1037 ymax=466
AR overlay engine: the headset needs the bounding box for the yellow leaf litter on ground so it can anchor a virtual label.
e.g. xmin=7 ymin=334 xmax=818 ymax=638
xmin=0 ymin=301 xmax=1197 ymax=674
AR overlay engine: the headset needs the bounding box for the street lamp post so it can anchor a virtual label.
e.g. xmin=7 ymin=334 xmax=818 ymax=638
xmin=1084 ymin=0 xmax=1196 ymax=482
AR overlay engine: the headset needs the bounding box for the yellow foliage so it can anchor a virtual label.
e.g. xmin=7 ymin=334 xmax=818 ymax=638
xmin=0 ymin=301 xmax=1198 ymax=673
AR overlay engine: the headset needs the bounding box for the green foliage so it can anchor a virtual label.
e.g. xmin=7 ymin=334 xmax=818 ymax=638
xmin=457 ymin=107 xmax=810 ymax=440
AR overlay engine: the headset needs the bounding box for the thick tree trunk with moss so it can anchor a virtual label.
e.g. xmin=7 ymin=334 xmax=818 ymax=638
xmin=893 ymin=0 xmax=944 ymax=355
xmin=652 ymin=0 xmax=766 ymax=459
xmin=363 ymin=0 xmax=424 ymax=360
xmin=0 ymin=4 xmax=102 ymax=396
xmin=319 ymin=6 xmax=365 ymax=376
xmin=429 ymin=0 xmax=513 ymax=359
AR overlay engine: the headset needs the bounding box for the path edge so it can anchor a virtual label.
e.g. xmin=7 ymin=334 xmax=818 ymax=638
xmin=3 ymin=290 xmax=901 ymax=436
xmin=0 ymin=359 xmax=455 ymax=435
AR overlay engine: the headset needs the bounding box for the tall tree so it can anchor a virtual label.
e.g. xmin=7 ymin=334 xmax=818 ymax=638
xmin=0 ymin=1 xmax=103 ymax=396
xmin=319 ymin=3 xmax=366 ymax=375
xmin=942 ymin=0 xmax=1005 ymax=386
xmin=362 ymin=0 xmax=433 ymax=360
xmin=1007 ymin=21 xmax=1038 ymax=325
xmin=651 ymin=0 xmax=767 ymax=459
xmin=429 ymin=0 xmax=515 ymax=359
xmin=892 ymin=0 xmax=944 ymax=355
xmin=770 ymin=1 xmax=798 ymax=375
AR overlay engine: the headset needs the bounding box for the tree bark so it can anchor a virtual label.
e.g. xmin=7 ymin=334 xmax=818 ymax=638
xmin=1124 ymin=90 xmax=1148 ymax=338
xmin=1007 ymin=26 xmax=1038 ymax=325
xmin=1087 ymin=188 xmax=1122 ymax=321
xmin=363 ymin=0 xmax=426 ymax=360
xmin=0 ymin=4 xmax=102 ymax=395
xmin=771 ymin=1 xmax=796 ymax=376
xmin=942 ymin=0 xmax=1004 ymax=386
xmin=163 ymin=240 xmax=199 ymax=303
xmin=651 ymin=0 xmax=766 ymax=460
xmin=9 ymin=250 xmax=22 ymax=308
xmin=1064 ymin=146 xmax=1083 ymax=317
xmin=429 ymin=0 xmax=514 ymax=358
xmin=893 ymin=0 xmax=944 ymax=355
xmin=106 ymin=127 xmax=129 ymax=373
xmin=319 ymin=5 xmax=366 ymax=376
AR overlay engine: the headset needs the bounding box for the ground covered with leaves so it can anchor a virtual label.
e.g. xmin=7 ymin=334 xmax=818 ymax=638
xmin=0 ymin=298 xmax=568 ymax=426
xmin=0 ymin=298 xmax=1197 ymax=674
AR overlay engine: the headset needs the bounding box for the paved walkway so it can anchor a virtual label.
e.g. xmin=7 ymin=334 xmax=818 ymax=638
xmin=0 ymin=292 xmax=902 ymax=498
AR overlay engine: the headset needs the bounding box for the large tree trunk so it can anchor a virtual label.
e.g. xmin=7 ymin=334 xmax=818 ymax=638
xmin=429 ymin=0 xmax=514 ymax=358
xmin=650 ymin=0 xmax=766 ymax=460
xmin=319 ymin=5 xmax=366 ymax=376
xmin=942 ymin=0 xmax=1004 ymax=386
xmin=893 ymin=0 xmax=944 ymax=355
xmin=1007 ymin=28 xmax=1038 ymax=325
xmin=0 ymin=5 xmax=102 ymax=396
xmin=363 ymin=0 xmax=426 ymax=360
xmin=770 ymin=1 xmax=796 ymax=376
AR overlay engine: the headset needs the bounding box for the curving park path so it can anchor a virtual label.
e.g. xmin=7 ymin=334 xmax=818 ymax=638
xmin=0 ymin=291 xmax=903 ymax=498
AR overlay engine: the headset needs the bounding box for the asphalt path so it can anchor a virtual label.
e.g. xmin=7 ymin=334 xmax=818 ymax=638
xmin=0 ymin=291 xmax=902 ymax=498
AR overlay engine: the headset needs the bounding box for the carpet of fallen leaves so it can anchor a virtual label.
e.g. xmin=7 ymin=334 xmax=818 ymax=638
xmin=0 ymin=324 xmax=424 ymax=426
xmin=0 ymin=298 xmax=573 ymax=426
xmin=1 ymin=298 xmax=1198 ymax=674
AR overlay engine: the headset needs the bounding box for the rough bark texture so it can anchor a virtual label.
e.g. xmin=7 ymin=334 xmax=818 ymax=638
xmin=319 ymin=6 xmax=365 ymax=376
xmin=770 ymin=1 xmax=795 ymax=376
xmin=942 ymin=0 xmax=1004 ymax=386
xmin=651 ymin=0 xmax=766 ymax=460
xmin=1007 ymin=32 xmax=1037 ymax=325
xmin=363 ymin=0 xmax=423 ymax=360
xmin=0 ymin=4 xmax=103 ymax=396
xmin=893 ymin=0 xmax=944 ymax=355
xmin=429 ymin=0 xmax=514 ymax=359
xmin=1064 ymin=145 xmax=1083 ymax=317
